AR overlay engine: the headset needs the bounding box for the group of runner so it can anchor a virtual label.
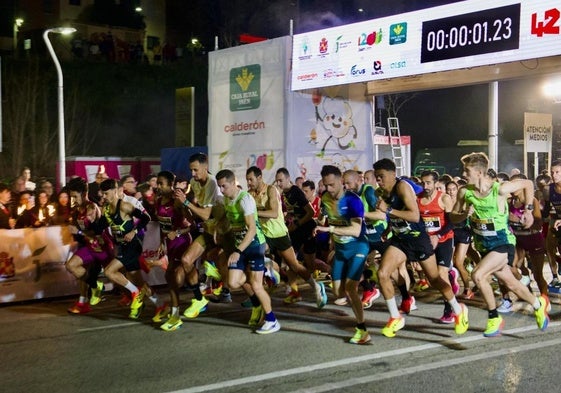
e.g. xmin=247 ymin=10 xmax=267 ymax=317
xmin=64 ymin=151 xmax=554 ymax=344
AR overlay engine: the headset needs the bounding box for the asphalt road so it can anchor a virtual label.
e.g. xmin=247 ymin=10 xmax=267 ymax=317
xmin=1 ymin=283 xmax=560 ymax=393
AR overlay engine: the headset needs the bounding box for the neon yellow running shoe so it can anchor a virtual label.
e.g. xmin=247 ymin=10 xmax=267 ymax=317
xmin=204 ymin=261 xmax=222 ymax=281
xmin=381 ymin=316 xmax=405 ymax=338
xmin=483 ymin=316 xmax=504 ymax=337
xmin=454 ymin=303 xmax=469 ymax=335
xmin=248 ymin=305 xmax=264 ymax=327
xmin=160 ymin=315 xmax=183 ymax=331
xmin=535 ymin=295 xmax=550 ymax=331
xmin=183 ymin=298 xmax=209 ymax=319
xmin=90 ymin=281 xmax=104 ymax=306
xmin=130 ymin=290 xmax=145 ymax=311
xmin=349 ymin=328 xmax=371 ymax=344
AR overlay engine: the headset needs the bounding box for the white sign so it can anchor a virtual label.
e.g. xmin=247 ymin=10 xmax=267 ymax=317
xmin=524 ymin=112 xmax=552 ymax=153
xmin=291 ymin=0 xmax=561 ymax=90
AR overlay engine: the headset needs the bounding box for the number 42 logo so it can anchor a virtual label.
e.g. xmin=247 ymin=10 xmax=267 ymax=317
xmin=531 ymin=8 xmax=560 ymax=37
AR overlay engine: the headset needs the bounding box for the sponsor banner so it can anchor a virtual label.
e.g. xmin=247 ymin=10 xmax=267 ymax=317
xmin=524 ymin=112 xmax=552 ymax=153
xmin=292 ymin=0 xmax=561 ymax=90
xmin=208 ymin=37 xmax=289 ymax=183
xmin=286 ymin=84 xmax=372 ymax=182
xmin=0 ymin=224 xmax=166 ymax=304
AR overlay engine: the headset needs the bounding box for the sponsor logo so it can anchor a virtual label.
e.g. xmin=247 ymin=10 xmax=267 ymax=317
xmin=390 ymin=60 xmax=407 ymax=69
xmin=230 ymin=64 xmax=261 ymax=111
xmin=389 ymin=22 xmax=407 ymax=45
xmin=335 ymin=35 xmax=352 ymax=53
xmin=350 ymin=65 xmax=366 ymax=76
xmin=358 ymin=29 xmax=383 ymax=51
xmin=323 ymin=68 xmax=345 ymax=79
xmin=372 ymin=60 xmax=384 ymax=75
xmin=298 ymin=36 xmax=312 ymax=60
xmin=319 ymin=37 xmax=328 ymax=54
xmin=296 ymin=73 xmax=318 ymax=81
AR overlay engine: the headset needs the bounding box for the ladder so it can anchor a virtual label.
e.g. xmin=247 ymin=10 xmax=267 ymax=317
xmin=387 ymin=117 xmax=404 ymax=177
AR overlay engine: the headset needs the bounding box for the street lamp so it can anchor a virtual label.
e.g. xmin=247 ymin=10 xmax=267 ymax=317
xmin=43 ymin=27 xmax=76 ymax=189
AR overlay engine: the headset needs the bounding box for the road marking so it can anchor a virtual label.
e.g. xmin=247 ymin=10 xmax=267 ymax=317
xmin=166 ymin=321 xmax=561 ymax=393
xmin=293 ymin=335 xmax=561 ymax=393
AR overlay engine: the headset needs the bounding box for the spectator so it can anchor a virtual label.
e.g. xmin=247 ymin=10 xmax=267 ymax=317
xmin=53 ymin=188 xmax=72 ymax=225
xmin=88 ymin=165 xmax=109 ymax=206
xmin=18 ymin=190 xmax=55 ymax=228
xmin=21 ymin=167 xmax=36 ymax=191
xmin=38 ymin=179 xmax=56 ymax=203
xmin=0 ymin=183 xmax=15 ymax=229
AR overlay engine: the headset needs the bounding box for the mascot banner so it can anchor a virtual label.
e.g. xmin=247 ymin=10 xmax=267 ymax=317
xmin=208 ymin=37 xmax=290 ymax=184
xmin=286 ymin=84 xmax=372 ymax=181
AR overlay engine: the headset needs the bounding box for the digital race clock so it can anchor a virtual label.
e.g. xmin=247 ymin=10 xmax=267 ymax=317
xmin=421 ymin=4 xmax=521 ymax=63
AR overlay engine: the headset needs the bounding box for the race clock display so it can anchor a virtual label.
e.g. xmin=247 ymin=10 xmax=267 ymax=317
xmin=421 ymin=4 xmax=521 ymax=63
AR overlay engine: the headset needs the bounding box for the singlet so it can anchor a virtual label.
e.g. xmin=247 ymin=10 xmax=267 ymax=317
xmin=282 ymin=185 xmax=313 ymax=224
xmin=385 ymin=179 xmax=425 ymax=238
xmin=223 ymin=190 xmax=265 ymax=247
xmin=190 ymin=174 xmax=224 ymax=233
xmin=547 ymin=182 xmax=561 ymax=220
xmin=155 ymin=197 xmax=186 ymax=233
xmin=358 ymin=183 xmax=387 ymax=243
xmin=464 ymin=181 xmax=515 ymax=252
xmin=103 ymin=199 xmax=135 ymax=243
xmin=418 ymin=190 xmax=453 ymax=243
xmin=249 ymin=184 xmax=289 ymax=239
xmin=320 ymin=189 xmax=366 ymax=244
xmin=509 ymin=198 xmax=539 ymax=236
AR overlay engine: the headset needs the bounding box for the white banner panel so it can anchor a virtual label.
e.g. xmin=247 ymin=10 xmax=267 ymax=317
xmin=524 ymin=112 xmax=552 ymax=153
xmin=292 ymin=0 xmax=561 ymax=90
xmin=208 ymin=37 xmax=290 ymax=184
xmin=286 ymin=84 xmax=372 ymax=183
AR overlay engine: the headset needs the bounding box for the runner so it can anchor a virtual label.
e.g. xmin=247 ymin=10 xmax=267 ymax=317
xmin=451 ymin=152 xmax=549 ymax=337
xmin=373 ymin=158 xmax=469 ymax=338
xmin=217 ymin=169 xmax=280 ymax=334
xmin=315 ymin=165 xmax=370 ymax=344
xmin=246 ymin=166 xmax=327 ymax=314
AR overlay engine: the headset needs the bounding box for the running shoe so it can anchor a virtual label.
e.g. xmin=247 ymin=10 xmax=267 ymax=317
xmin=449 ymin=267 xmax=460 ymax=295
xmin=315 ymin=281 xmax=328 ymax=309
xmin=497 ymin=299 xmax=513 ymax=313
xmin=220 ymin=291 xmax=232 ymax=303
xmin=414 ymin=279 xmax=430 ymax=291
xmin=256 ymin=319 xmax=281 ymax=334
xmin=454 ymin=303 xmax=469 ymax=335
xmin=241 ymin=298 xmax=253 ymax=308
xmin=381 ymin=316 xmax=405 ymax=338
xmin=283 ymin=291 xmax=303 ymax=304
xmin=362 ymin=288 xmax=381 ymax=309
xmin=349 ymin=328 xmax=371 ymax=344
xmin=129 ymin=302 xmax=144 ymax=319
xmin=248 ymin=305 xmax=264 ymax=327
xmin=460 ymin=288 xmax=474 ymax=300
xmin=67 ymin=301 xmax=91 ymax=314
xmin=204 ymin=260 xmax=222 ymax=281
xmin=399 ymin=296 xmax=417 ymax=314
xmin=90 ymin=281 xmax=104 ymax=306
xmin=129 ymin=290 xmax=145 ymax=318
xmin=334 ymin=297 xmax=348 ymax=306
xmin=535 ymin=295 xmax=550 ymax=331
xmin=483 ymin=316 xmax=504 ymax=337
xmin=439 ymin=309 xmax=455 ymax=324
xmin=160 ymin=315 xmax=183 ymax=332
xmin=152 ymin=303 xmax=170 ymax=323
xmin=183 ymin=297 xmax=209 ymax=318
